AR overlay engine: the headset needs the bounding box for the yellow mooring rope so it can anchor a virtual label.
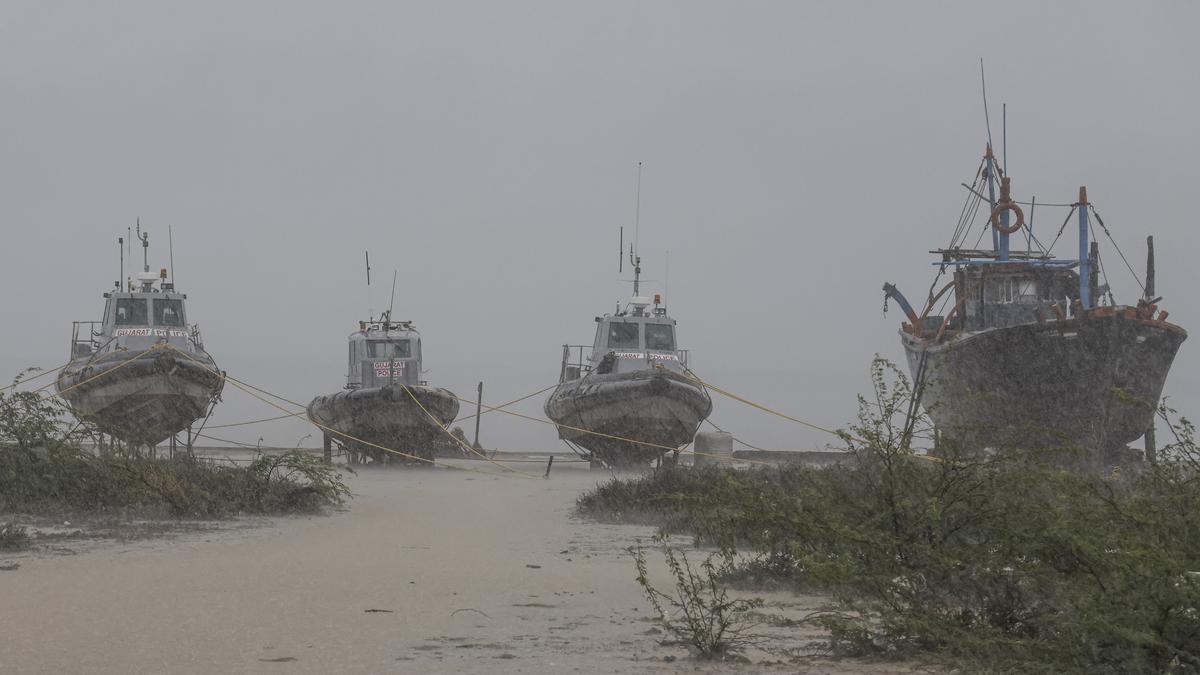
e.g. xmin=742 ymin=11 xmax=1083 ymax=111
xmin=158 ymin=344 xmax=528 ymax=478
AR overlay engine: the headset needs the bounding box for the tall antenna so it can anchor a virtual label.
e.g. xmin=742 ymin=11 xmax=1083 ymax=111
xmin=618 ymin=227 xmax=624 ymax=273
xmin=1002 ymin=103 xmax=1007 ymax=174
xmin=629 ymin=244 xmax=642 ymax=297
xmin=386 ymin=270 xmax=398 ymax=322
xmin=630 ymin=162 xmax=644 ymax=296
xmin=168 ymin=224 xmax=176 ymax=286
xmin=364 ymin=251 xmax=373 ymax=320
xmin=634 ymin=161 xmax=643 ymax=255
xmin=118 ymin=235 xmax=124 ymax=289
xmin=136 ymin=219 xmax=149 ymax=273
xmin=665 ymin=249 xmax=670 ymax=306
xmin=980 ymin=58 xmax=994 ymax=152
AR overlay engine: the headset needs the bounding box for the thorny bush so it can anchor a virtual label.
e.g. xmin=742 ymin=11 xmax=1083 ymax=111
xmin=0 ymin=369 xmax=351 ymax=517
xmin=580 ymin=357 xmax=1200 ymax=674
xmin=632 ymin=533 xmax=763 ymax=659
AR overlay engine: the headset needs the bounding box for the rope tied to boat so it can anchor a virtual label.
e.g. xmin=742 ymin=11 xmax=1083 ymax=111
xmin=43 ymin=342 xmax=175 ymax=399
xmin=399 ymin=384 xmax=542 ymax=478
xmin=674 ymin=367 xmax=943 ymax=464
xmin=155 ymin=343 xmax=533 ymax=479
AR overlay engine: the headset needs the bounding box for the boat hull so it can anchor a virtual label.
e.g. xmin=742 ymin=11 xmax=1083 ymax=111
xmin=56 ymin=349 xmax=224 ymax=447
xmin=307 ymin=385 xmax=460 ymax=463
xmin=544 ymin=369 xmax=712 ymax=467
xmin=903 ymin=310 xmax=1186 ymax=458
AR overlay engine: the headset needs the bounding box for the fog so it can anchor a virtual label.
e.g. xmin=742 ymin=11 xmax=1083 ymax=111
xmin=2 ymin=1 xmax=1197 ymax=453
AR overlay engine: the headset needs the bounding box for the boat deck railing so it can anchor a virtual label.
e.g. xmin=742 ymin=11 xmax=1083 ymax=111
xmin=558 ymin=344 xmax=693 ymax=382
xmin=69 ymin=321 xmax=102 ymax=358
xmin=559 ymin=344 xmax=594 ymax=383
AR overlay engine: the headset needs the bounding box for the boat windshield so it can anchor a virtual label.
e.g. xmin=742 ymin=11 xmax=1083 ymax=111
xmin=607 ymin=323 xmax=639 ymax=349
xmin=153 ymin=299 xmax=184 ymax=326
xmin=986 ymin=277 xmax=1047 ymax=305
xmin=367 ymin=340 xmax=411 ymax=359
xmin=115 ymin=298 xmax=149 ymax=326
xmin=645 ymin=324 xmax=675 ymax=351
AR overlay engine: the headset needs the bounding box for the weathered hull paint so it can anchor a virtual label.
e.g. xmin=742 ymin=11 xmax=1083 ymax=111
xmin=307 ymin=385 xmax=459 ymax=463
xmin=56 ymin=350 xmax=224 ymax=447
xmin=545 ymin=369 xmax=712 ymax=467
xmin=902 ymin=312 xmax=1186 ymax=456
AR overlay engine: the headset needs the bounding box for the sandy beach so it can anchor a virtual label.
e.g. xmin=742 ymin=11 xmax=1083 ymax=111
xmin=1 ymin=459 xmax=934 ymax=674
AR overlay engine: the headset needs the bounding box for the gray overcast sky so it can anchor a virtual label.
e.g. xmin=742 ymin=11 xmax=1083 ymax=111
xmin=2 ymin=1 xmax=1197 ymax=452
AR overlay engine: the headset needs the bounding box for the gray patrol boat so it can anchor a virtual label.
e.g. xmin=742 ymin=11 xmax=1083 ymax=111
xmin=56 ymin=228 xmax=224 ymax=449
xmin=307 ymin=313 xmax=459 ymax=464
xmin=545 ymin=249 xmax=712 ymax=467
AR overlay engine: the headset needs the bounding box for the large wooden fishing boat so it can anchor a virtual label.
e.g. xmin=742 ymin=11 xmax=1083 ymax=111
xmin=884 ymin=146 xmax=1186 ymax=461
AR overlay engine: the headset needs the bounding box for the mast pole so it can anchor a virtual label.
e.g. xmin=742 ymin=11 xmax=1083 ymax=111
xmin=999 ymin=106 xmax=1010 ymax=261
xmin=137 ymin=219 xmax=149 ymax=273
xmin=633 ymin=253 xmax=641 ymax=297
xmin=1078 ymin=186 xmax=1091 ymax=308
xmin=632 ymin=161 xmax=642 ymax=297
xmin=474 ymin=381 xmax=483 ymax=449
xmin=1145 ymin=235 xmax=1155 ymax=299
xmin=1144 ymin=235 xmax=1158 ymax=463
xmin=364 ymin=251 xmax=372 ymax=321
xmin=985 ymin=146 xmax=1000 ymax=254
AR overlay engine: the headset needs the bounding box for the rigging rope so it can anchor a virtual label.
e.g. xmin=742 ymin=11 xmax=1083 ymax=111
xmin=1045 ymin=205 xmax=1078 ymax=254
xmin=676 ymin=370 xmax=847 ymax=440
xmin=0 ymin=361 xmax=72 ymax=393
xmin=158 ymin=344 xmax=527 ymax=478
xmin=447 ymin=386 xmax=780 ymax=466
xmin=401 ymin=384 xmax=541 ymax=478
xmin=451 ymin=383 xmax=559 ymax=425
xmin=206 ymin=412 xmax=306 ymax=429
xmin=702 ymin=417 xmax=785 ymax=454
xmin=41 ymin=344 xmax=168 ymax=398
xmin=1090 ymin=205 xmax=1147 ymax=296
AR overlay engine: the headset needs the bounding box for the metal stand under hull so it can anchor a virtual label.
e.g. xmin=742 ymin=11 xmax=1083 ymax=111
xmin=56 ymin=351 xmax=224 ymax=448
xmin=545 ymin=370 xmax=712 ymax=467
xmin=307 ymin=385 xmax=460 ymax=463
xmin=903 ymin=312 xmax=1186 ymax=459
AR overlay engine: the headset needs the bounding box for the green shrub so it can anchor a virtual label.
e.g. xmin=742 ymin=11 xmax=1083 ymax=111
xmin=0 ymin=521 xmax=30 ymax=551
xmin=1 ymin=368 xmax=351 ymax=518
xmin=583 ymin=358 xmax=1200 ymax=673
xmin=0 ymin=447 xmax=351 ymax=517
xmin=632 ymin=534 xmax=763 ymax=659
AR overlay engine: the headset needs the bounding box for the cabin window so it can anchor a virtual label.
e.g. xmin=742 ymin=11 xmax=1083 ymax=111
xmin=114 ymin=298 xmax=149 ymax=326
xmin=367 ymin=340 xmax=411 ymax=359
xmin=645 ymin=324 xmax=675 ymax=351
xmin=985 ymin=276 xmax=1051 ymax=305
xmin=153 ymin=299 xmax=184 ymax=327
xmin=607 ymin=322 xmax=639 ymax=349
xmin=986 ymin=278 xmax=1018 ymax=304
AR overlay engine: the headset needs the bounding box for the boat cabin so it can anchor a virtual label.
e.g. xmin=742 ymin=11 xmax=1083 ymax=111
xmin=560 ymin=295 xmax=689 ymax=382
xmin=346 ymin=319 xmax=423 ymax=389
xmin=954 ymin=264 xmax=1082 ymax=332
xmin=70 ymin=270 xmax=197 ymax=359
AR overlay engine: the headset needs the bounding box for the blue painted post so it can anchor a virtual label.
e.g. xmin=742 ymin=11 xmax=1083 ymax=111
xmin=986 ymin=146 xmax=999 ymax=253
xmin=1078 ymin=186 xmax=1090 ymax=308
xmin=997 ymin=175 xmax=1011 ymax=261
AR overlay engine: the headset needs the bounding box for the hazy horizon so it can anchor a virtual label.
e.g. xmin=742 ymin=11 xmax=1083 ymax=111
xmin=3 ymin=1 xmax=1197 ymax=453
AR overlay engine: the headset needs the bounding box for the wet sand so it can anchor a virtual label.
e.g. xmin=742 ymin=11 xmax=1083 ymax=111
xmin=1 ymin=460 xmax=935 ymax=674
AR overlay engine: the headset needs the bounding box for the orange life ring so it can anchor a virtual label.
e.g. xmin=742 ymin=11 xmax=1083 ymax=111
xmin=990 ymin=201 xmax=1025 ymax=235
